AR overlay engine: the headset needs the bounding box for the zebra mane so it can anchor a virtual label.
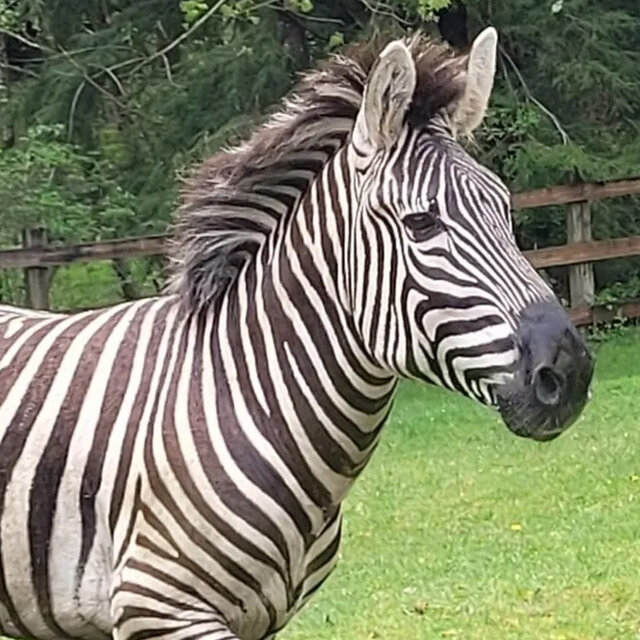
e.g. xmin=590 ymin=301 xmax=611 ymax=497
xmin=168 ymin=33 xmax=467 ymax=308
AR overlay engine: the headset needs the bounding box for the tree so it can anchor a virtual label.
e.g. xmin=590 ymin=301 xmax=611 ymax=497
xmin=0 ymin=0 xmax=639 ymax=307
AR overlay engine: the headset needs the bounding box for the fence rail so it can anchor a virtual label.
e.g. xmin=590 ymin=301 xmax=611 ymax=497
xmin=1 ymin=176 xmax=640 ymax=324
xmin=0 ymin=235 xmax=168 ymax=269
xmin=524 ymin=235 xmax=640 ymax=269
xmin=511 ymin=176 xmax=640 ymax=209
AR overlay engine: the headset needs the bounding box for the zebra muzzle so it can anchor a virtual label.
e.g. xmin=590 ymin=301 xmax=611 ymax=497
xmin=494 ymin=301 xmax=594 ymax=441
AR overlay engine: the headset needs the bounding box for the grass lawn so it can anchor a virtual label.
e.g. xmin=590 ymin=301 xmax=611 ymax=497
xmin=282 ymin=328 xmax=640 ymax=640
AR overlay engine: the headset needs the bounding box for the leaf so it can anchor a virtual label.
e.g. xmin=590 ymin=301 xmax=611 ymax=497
xmin=328 ymin=31 xmax=345 ymax=51
xmin=179 ymin=0 xmax=209 ymax=24
xmin=417 ymin=0 xmax=451 ymax=21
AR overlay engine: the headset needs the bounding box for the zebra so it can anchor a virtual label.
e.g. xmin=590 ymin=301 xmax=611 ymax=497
xmin=0 ymin=27 xmax=592 ymax=640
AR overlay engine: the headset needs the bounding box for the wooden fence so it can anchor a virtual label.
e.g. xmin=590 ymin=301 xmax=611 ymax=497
xmin=2 ymin=176 xmax=640 ymax=323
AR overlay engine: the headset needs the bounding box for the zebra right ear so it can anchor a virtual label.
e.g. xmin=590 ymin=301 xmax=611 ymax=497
xmin=352 ymin=40 xmax=416 ymax=157
xmin=452 ymin=27 xmax=498 ymax=135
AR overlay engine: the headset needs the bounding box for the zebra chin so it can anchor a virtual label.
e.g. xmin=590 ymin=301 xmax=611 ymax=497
xmin=492 ymin=301 xmax=595 ymax=442
xmin=495 ymin=386 xmax=592 ymax=442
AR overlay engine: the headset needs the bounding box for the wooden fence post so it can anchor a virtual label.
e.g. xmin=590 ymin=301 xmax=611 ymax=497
xmin=22 ymin=227 xmax=50 ymax=309
xmin=566 ymin=200 xmax=594 ymax=309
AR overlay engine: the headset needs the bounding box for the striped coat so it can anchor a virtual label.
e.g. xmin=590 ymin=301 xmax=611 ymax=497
xmin=0 ymin=27 xmax=591 ymax=640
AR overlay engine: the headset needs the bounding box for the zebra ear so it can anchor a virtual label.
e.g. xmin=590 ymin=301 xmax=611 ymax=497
xmin=452 ymin=27 xmax=497 ymax=135
xmin=353 ymin=40 xmax=416 ymax=156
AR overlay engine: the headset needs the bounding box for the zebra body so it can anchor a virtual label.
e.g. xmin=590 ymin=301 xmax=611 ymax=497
xmin=0 ymin=28 xmax=592 ymax=640
xmin=0 ymin=295 xmax=375 ymax=640
xmin=0 ymin=225 xmax=393 ymax=640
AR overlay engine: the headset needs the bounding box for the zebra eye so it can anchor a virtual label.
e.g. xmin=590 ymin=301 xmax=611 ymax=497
xmin=403 ymin=210 xmax=440 ymax=242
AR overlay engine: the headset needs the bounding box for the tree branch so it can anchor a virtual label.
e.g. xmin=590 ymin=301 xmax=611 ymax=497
xmin=0 ymin=61 xmax=37 ymax=77
xmin=355 ymin=0 xmax=413 ymax=26
xmin=67 ymin=80 xmax=86 ymax=140
xmin=129 ymin=0 xmax=228 ymax=76
xmin=499 ymin=44 xmax=571 ymax=145
xmin=59 ymin=47 xmax=133 ymax=116
xmin=160 ymin=53 xmax=179 ymax=87
xmin=0 ymin=28 xmax=42 ymax=52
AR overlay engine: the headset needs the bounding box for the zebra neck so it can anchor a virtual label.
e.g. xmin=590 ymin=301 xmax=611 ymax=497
xmin=208 ymin=153 xmax=397 ymax=505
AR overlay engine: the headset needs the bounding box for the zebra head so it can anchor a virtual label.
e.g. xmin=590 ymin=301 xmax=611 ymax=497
xmin=348 ymin=28 xmax=593 ymax=441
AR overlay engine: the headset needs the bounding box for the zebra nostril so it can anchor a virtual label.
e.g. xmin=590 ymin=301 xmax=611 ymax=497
xmin=533 ymin=365 xmax=563 ymax=406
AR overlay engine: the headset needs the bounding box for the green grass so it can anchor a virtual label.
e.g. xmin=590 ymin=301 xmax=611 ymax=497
xmin=282 ymin=328 xmax=640 ymax=640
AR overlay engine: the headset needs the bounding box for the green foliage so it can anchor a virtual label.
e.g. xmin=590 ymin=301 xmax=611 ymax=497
xmin=0 ymin=124 xmax=138 ymax=244
xmin=416 ymin=0 xmax=451 ymax=21
xmin=287 ymin=0 xmax=314 ymax=15
xmin=585 ymin=314 xmax=631 ymax=343
xmin=326 ymin=31 xmax=345 ymax=51
xmin=0 ymin=122 xmax=160 ymax=307
xmin=595 ymin=276 xmax=640 ymax=306
xmin=477 ymin=0 xmax=640 ymax=185
xmin=49 ymin=259 xmax=162 ymax=311
xmin=0 ymin=0 xmax=638 ymax=309
xmin=180 ymin=0 xmax=210 ymax=24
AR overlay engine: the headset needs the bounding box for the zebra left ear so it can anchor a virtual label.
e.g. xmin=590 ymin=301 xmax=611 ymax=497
xmin=452 ymin=27 xmax=497 ymax=135
xmin=353 ymin=40 xmax=416 ymax=156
